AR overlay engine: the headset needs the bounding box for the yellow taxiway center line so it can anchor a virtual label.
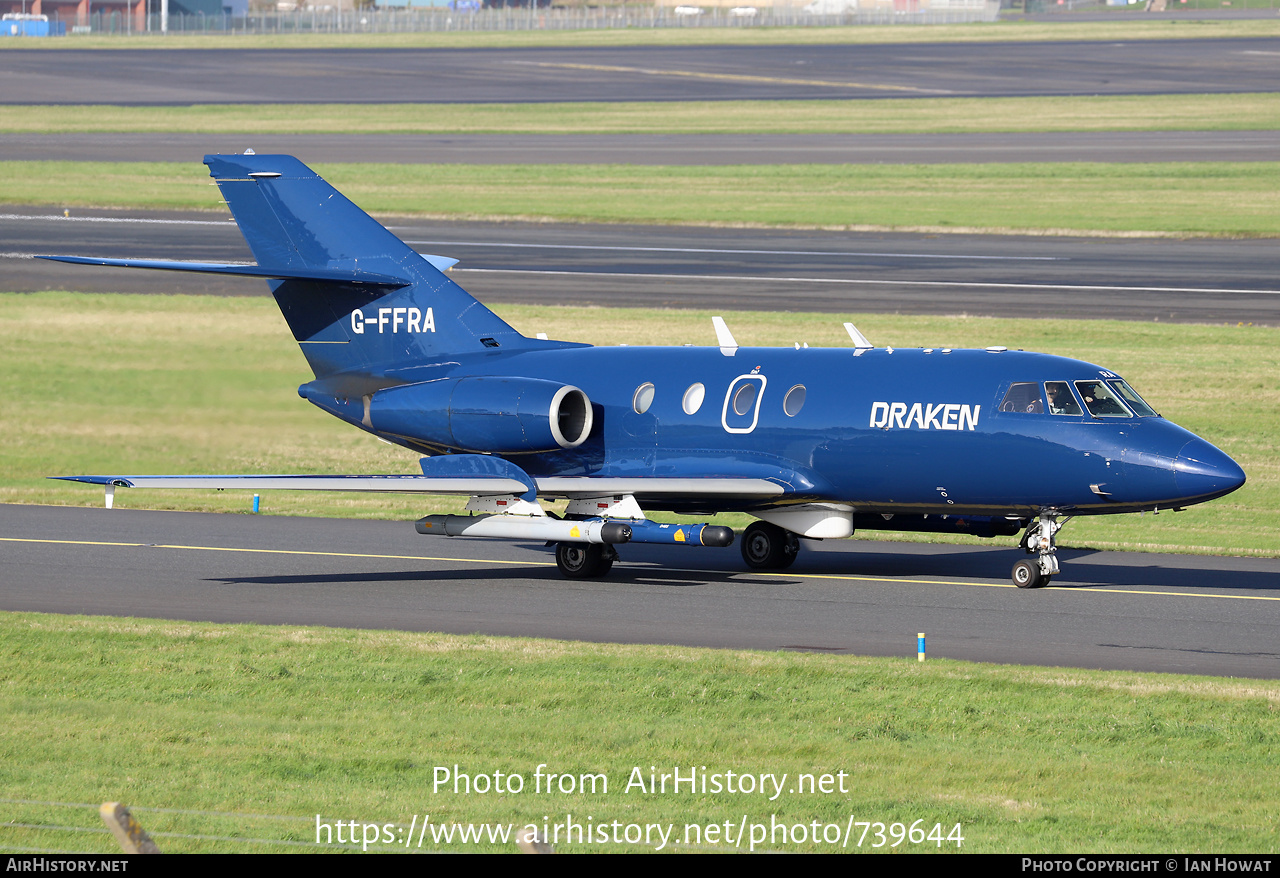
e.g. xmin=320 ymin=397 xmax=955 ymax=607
xmin=4 ymin=536 xmax=1276 ymax=602
xmin=771 ymin=569 xmax=1280 ymax=600
xmin=517 ymin=61 xmax=949 ymax=94
xmin=0 ymin=536 xmax=542 ymax=567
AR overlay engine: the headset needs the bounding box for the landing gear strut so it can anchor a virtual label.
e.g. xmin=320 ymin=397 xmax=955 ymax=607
xmin=1012 ymin=511 xmax=1064 ymax=588
xmin=741 ymin=521 xmax=800 ymax=570
xmin=555 ymin=542 xmax=616 ymax=578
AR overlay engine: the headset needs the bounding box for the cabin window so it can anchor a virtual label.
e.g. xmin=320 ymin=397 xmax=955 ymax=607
xmin=1074 ymin=380 xmax=1131 ymax=418
xmin=633 ymin=383 xmax=655 ymax=414
xmin=732 ymin=381 xmax=758 ymax=416
xmin=1045 ymin=381 xmax=1084 ymax=416
xmin=1108 ymin=379 xmax=1158 ymax=417
xmin=999 ymin=382 xmax=1044 ymax=414
xmin=682 ymin=383 xmax=705 ymax=415
xmin=783 ymin=384 xmax=806 ymax=417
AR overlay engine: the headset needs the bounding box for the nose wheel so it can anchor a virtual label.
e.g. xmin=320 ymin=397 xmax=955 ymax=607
xmin=1012 ymin=559 xmax=1049 ymax=589
xmin=1012 ymin=511 xmax=1064 ymax=588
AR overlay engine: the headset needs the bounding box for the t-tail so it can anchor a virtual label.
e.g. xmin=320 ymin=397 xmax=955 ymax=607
xmin=42 ymin=154 xmax=541 ymax=386
xmin=207 ymin=154 xmax=536 ymax=382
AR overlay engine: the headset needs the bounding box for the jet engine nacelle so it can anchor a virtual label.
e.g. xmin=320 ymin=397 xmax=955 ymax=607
xmin=369 ymin=376 xmax=594 ymax=453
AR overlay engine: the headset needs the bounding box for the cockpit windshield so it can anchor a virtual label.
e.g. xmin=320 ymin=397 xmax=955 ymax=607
xmin=1108 ymin=379 xmax=1158 ymax=417
xmin=998 ymin=379 xmax=1158 ymax=419
xmin=1075 ymin=380 xmax=1132 ymax=418
xmin=999 ymin=382 xmax=1044 ymax=414
xmin=1045 ymin=381 xmax=1083 ymax=416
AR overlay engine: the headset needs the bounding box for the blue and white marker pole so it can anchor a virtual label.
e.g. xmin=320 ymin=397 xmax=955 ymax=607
xmin=252 ymin=493 xmax=260 ymax=514
xmin=918 ymin=633 xmax=926 ymax=662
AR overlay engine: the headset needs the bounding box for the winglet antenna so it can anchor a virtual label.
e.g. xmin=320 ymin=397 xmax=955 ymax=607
xmin=712 ymin=316 xmax=738 ymax=357
xmin=844 ymin=322 xmax=873 ymax=350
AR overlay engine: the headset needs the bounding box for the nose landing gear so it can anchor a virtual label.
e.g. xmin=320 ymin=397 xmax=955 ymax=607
xmin=1013 ymin=511 xmax=1066 ymax=588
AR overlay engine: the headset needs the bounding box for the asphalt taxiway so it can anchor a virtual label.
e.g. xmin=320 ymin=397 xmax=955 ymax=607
xmin=5 ymin=206 xmax=1278 ymax=324
xmin=3 ymin=504 xmax=1276 ymax=679
xmin=4 ymin=40 xmax=1280 ymax=104
xmin=7 ymin=130 xmax=1280 ymax=165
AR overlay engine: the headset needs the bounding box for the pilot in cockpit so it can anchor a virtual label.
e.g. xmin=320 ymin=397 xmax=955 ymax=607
xmin=1046 ymin=381 xmax=1084 ymax=416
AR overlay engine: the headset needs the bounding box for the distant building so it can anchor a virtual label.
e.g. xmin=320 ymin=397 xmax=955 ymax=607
xmin=0 ymin=0 xmax=238 ymax=28
xmin=0 ymin=0 xmax=138 ymax=27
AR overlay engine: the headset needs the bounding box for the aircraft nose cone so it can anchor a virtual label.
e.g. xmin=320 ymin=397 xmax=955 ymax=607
xmin=1174 ymin=438 xmax=1246 ymax=502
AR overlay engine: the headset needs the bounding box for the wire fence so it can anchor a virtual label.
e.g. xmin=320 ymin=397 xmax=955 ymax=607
xmin=44 ymin=2 xmax=1001 ymax=36
xmin=1 ymin=798 xmax=364 ymax=854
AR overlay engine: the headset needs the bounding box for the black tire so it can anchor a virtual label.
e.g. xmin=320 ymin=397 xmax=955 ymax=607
xmin=741 ymin=521 xmax=800 ymax=570
xmin=778 ymin=532 xmax=799 ymax=569
xmin=556 ymin=543 xmax=606 ymax=578
xmin=1012 ymin=559 xmax=1044 ymax=589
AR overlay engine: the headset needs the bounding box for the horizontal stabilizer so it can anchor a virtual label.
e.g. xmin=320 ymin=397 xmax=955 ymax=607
xmin=37 ymin=255 xmax=412 ymax=288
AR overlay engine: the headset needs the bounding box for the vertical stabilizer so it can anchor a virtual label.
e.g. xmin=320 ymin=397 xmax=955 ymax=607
xmin=204 ymin=154 xmax=528 ymax=379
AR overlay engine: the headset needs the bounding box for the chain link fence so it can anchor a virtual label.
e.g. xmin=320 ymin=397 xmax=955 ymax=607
xmin=57 ymin=2 xmax=1000 ymax=36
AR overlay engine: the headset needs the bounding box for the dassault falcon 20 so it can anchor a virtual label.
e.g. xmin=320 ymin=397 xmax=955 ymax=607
xmin=44 ymin=155 xmax=1246 ymax=588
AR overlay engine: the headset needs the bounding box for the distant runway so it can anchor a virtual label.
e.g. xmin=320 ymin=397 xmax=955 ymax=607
xmin=3 ymin=40 xmax=1280 ymax=104
xmin=5 ymin=205 xmax=1279 ymax=324
xmin=3 ymin=505 xmax=1277 ymax=679
xmin=7 ymin=130 xmax=1280 ymax=165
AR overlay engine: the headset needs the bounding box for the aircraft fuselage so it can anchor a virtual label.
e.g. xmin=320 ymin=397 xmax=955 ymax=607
xmin=302 ymin=344 xmax=1244 ymax=520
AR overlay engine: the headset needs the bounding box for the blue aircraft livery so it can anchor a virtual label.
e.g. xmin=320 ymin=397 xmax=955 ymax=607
xmin=43 ymin=155 xmax=1246 ymax=588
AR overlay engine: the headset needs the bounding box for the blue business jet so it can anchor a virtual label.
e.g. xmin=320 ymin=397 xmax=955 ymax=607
xmin=44 ymin=155 xmax=1246 ymax=588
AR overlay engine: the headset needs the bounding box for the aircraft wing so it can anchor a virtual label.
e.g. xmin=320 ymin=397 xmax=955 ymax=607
xmin=53 ymin=474 xmax=786 ymax=500
xmin=55 ymin=452 xmax=794 ymax=505
xmin=53 ymin=474 xmax=533 ymax=495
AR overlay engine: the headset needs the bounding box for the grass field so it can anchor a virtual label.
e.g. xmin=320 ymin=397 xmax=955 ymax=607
xmin=2 ymin=292 xmax=1274 ymax=556
xmin=5 ymin=94 xmax=1279 ymax=135
xmin=3 ymin=18 xmax=1280 ymax=51
xmin=2 ymin=612 xmax=1277 ymax=853
xmin=7 ymin=160 xmax=1280 ymax=236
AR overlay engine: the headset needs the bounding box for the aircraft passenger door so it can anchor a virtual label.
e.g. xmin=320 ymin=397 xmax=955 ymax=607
xmin=722 ymin=374 xmax=767 ymax=434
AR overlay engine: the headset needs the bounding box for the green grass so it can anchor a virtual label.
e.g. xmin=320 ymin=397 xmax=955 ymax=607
xmin=1 ymin=612 xmax=1277 ymax=853
xmin=7 ymin=160 xmax=1280 ymax=235
xmin=5 ymin=93 xmax=1278 ymax=135
xmin=1 ymin=293 xmax=1275 ymax=556
xmin=4 ymin=18 xmax=1280 ymax=50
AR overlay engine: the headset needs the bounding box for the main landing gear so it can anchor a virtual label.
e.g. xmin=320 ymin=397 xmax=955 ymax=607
xmin=555 ymin=542 xmax=618 ymax=579
xmin=1012 ymin=511 xmax=1066 ymax=588
xmin=741 ymin=521 xmax=800 ymax=570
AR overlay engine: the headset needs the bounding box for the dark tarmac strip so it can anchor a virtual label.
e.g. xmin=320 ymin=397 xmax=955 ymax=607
xmin=2 ymin=505 xmax=1277 ymax=679
xmin=7 ymin=131 xmax=1280 ymax=165
xmin=5 ymin=206 xmax=1279 ymax=324
xmin=3 ymin=40 xmax=1280 ymax=103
